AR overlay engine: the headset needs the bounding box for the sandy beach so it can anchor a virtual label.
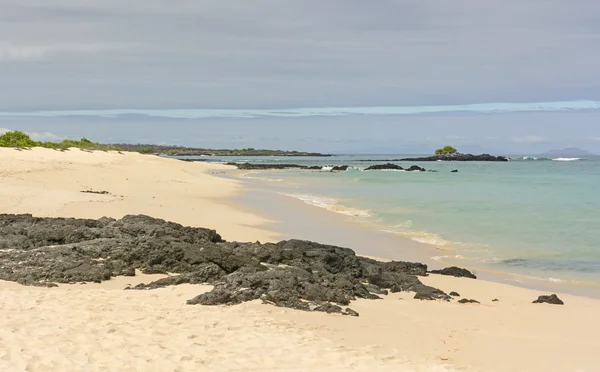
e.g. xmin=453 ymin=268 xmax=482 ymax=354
xmin=1 ymin=148 xmax=599 ymax=371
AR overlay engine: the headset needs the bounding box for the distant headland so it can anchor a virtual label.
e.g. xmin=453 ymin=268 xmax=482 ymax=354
xmin=0 ymin=131 xmax=331 ymax=157
xmin=539 ymin=147 xmax=594 ymax=157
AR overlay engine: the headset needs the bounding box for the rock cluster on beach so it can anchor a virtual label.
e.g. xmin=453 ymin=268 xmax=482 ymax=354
xmin=0 ymin=214 xmax=483 ymax=314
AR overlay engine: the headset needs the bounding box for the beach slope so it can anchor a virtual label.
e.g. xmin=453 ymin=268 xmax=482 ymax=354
xmin=0 ymin=148 xmax=599 ymax=371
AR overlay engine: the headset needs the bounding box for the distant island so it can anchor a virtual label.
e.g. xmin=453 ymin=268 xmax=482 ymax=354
xmin=402 ymin=146 xmax=509 ymax=162
xmin=539 ymin=147 xmax=594 ymax=157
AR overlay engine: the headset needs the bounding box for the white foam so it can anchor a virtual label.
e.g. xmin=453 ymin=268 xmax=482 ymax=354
xmin=553 ymin=157 xmax=582 ymax=161
xmin=280 ymin=193 xmax=371 ymax=218
xmin=321 ymin=166 xmax=333 ymax=171
xmin=411 ymin=234 xmax=449 ymax=247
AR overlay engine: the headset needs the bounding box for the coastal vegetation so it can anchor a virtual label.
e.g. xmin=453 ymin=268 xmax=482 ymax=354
xmin=435 ymin=145 xmax=458 ymax=155
xmin=112 ymin=143 xmax=332 ymax=156
xmin=0 ymin=131 xmax=120 ymax=151
xmin=0 ymin=131 xmax=328 ymax=156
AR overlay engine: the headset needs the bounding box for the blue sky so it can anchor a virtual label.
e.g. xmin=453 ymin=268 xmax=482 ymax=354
xmin=1 ymin=1 xmax=600 ymax=153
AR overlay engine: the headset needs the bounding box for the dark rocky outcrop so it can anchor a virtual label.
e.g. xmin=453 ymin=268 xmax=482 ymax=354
xmin=533 ymin=294 xmax=564 ymax=305
xmin=0 ymin=214 xmax=457 ymax=314
xmin=458 ymin=298 xmax=480 ymax=304
xmin=226 ymin=163 xmax=349 ymax=172
xmin=430 ymin=266 xmax=477 ymax=279
xmin=364 ymin=163 xmax=404 ymax=171
xmin=227 ymin=163 xmax=323 ymax=170
xmin=449 ymin=291 xmax=460 ymax=297
xmin=451 ymin=169 xmax=458 ymax=173
xmin=364 ymin=163 xmax=426 ymax=172
xmin=401 ymin=154 xmax=509 ymax=162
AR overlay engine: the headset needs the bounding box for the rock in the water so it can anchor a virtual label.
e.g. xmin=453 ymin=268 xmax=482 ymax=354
xmin=331 ymin=165 xmax=349 ymax=171
xmin=449 ymin=291 xmax=460 ymax=297
xmin=430 ymin=266 xmax=477 ymax=279
xmin=451 ymin=169 xmax=458 ymax=173
xmin=364 ymin=163 xmax=403 ymax=171
xmin=458 ymin=298 xmax=480 ymax=304
xmin=406 ymin=165 xmax=426 ymax=172
xmin=0 ymin=214 xmax=452 ymax=314
xmin=533 ymin=294 xmax=564 ymax=305
xmin=492 ymin=298 xmax=499 ymax=302
xmin=227 ymin=163 xmax=323 ymax=170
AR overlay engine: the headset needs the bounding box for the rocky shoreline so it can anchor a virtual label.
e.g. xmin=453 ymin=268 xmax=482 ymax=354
xmin=0 ymin=214 xmax=564 ymax=314
xmin=0 ymin=214 xmax=481 ymax=315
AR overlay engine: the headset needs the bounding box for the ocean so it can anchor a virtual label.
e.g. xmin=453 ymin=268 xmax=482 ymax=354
xmin=177 ymin=154 xmax=600 ymax=294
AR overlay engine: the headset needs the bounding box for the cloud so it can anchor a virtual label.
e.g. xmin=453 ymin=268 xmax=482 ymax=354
xmin=27 ymin=131 xmax=59 ymax=141
xmin=0 ymin=127 xmax=59 ymax=141
xmin=589 ymin=137 xmax=600 ymax=142
xmin=0 ymin=41 xmax=136 ymax=62
xmin=2 ymin=1 xmax=600 ymax=109
xmin=512 ymin=136 xmax=548 ymax=143
xmin=1 ymin=100 xmax=600 ymax=119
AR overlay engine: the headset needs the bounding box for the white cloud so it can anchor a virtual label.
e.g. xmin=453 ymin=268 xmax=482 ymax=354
xmin=0 ymin=128 xmax=59 ymax=141
xmin=27 ymin=131 xmax=59 ymax=141
xmin=512 ymin=135 xmax=548 ymax=143
xmin=0 ymin=42 xmax=135 ymax=62
xmin=589 ymin=137 xmax=600 ymax=142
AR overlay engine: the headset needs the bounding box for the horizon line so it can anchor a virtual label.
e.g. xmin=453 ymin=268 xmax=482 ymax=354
xmin=1 ymin=100 xmax=600 ymax=119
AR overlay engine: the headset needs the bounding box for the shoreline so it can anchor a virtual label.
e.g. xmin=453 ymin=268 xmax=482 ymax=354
xmin=2 ymin=148 xmax=600 ymax=371
xmin=217 ymin=166 xmax=600 ymax=299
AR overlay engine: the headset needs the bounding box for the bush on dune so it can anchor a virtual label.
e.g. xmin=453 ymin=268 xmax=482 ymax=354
xmin=0 ymin=131 xmax=42 ymax=147
xmin=0 ymin=131 xmax=121 ymax=151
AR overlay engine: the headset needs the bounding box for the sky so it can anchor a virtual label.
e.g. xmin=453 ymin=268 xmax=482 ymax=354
xmin=1 ymin=0 xmax=600 ymax=153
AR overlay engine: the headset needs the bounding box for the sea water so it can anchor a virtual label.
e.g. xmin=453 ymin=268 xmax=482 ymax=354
xmin=178 ymin=154 xmax=600 ymax=291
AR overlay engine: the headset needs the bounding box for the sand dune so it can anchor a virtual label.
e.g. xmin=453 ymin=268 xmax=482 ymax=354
xmin=1 ymin=148 xmax=599 ymax=371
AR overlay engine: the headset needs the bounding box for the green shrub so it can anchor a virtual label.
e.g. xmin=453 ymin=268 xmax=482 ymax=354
xmin=0 ymin=131 xmax=121 ymax=151
xmin=0 ymin=131 xmax=41 ymax=147
xmin=435 ymin=145 xmax=458 ymax=155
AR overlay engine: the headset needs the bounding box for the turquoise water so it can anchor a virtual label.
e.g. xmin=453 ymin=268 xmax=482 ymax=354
xmin=180 ymin=155 xmax=600 ymax=290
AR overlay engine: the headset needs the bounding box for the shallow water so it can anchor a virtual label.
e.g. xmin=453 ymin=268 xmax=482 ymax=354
xmin=178 ymin=154 xmax=600 ymax=293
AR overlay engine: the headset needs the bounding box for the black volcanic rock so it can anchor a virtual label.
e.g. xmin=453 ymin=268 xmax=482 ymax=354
xmin=330 ymin=165 xmax=349 ymax=171
xmin=0 ymin=214 xmax=452 ymax=314
xmin=406 ymin=165 xmax=426 ymax=172
xmin=364 ymin=163 xmax=426 ymax=171
xmin=430 ymin=266 xmax=477 ymax=279
xmin=451 ymin=169 xmax=458 ymax=173
xmin=364 ymin=163 xmax=403 ymax=171
xmin=227 ymin=163 xmax=323 ymax=170
xmin=449 ymin=291 xmax=460 ymax=297
xmin=458 ymin=298 xmax=480 ymax=304
xmin=401 ymin=154 xmax=508 ymax=162
xmin=533 ymin=294 xmax=564 ymax=305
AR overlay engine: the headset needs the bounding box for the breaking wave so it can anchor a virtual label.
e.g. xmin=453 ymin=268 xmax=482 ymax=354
xmin=280 ymin=193 xmax=371 ymax=218
xmin=553 ymin=157 xmax=583 ymax=161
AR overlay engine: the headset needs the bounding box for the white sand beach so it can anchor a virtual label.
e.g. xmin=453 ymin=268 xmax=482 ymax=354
xmin=1 ymin=148 xmax=599 ymax=371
